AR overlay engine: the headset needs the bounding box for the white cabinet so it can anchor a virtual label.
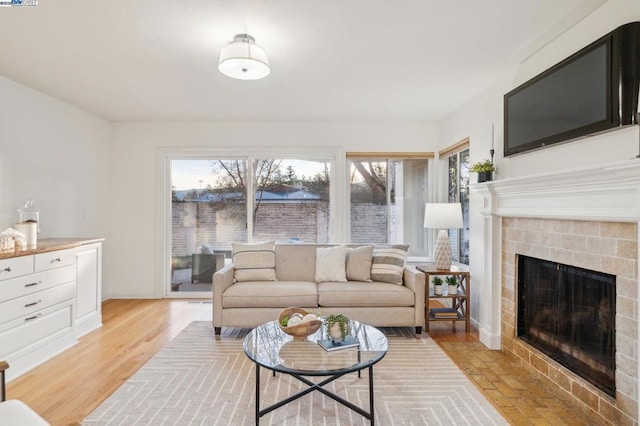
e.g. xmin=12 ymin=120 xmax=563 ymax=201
xmin=35 ymin=248 xmax=76 ymax=272
xmin=0 ymin=256 xmax=34 ymax=281
xmin=75 ymin=243 xmax=102 ymax=336
xmin=0 ymin=239 xmax=103 ymax=381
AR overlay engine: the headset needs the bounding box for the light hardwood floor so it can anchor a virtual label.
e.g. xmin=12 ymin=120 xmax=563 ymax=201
xmin=7 ymin=299 xmax=598 ymax=426
xmin=6 ymin=300 xmax=211 ymax=426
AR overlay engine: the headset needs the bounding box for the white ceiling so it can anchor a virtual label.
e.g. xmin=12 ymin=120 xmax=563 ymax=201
xmin=0 ymin=0 xmax=608 ymax=122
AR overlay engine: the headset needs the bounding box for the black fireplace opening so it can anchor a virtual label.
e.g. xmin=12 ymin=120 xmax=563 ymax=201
xmin=517 ymin=255 xmax=616 ymax=397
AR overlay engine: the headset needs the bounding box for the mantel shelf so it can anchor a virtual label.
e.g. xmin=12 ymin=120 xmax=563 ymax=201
xmin=471 ymin=158 xmax=640 ymax=222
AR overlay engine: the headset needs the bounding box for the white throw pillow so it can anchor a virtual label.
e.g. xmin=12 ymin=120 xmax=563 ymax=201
xmin=371 ymin=244 xmax=409 ymax=285
xmin=232 ymin=241 xmax=276 ymax=282
xmin=315 ymin=245 xmax=347 ymax=283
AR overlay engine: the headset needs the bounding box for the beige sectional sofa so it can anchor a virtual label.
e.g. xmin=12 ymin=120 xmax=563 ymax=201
xmin=212 ymin=243 xmax=426 ymax=335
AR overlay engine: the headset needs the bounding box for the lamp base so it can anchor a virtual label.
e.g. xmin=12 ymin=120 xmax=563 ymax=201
xmin=434 ymin=229 xmax=453 ymax=270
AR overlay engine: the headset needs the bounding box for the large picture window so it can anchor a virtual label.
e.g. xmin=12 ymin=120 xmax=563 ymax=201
xmin=347 ymin=157 xmax=429 ymax=257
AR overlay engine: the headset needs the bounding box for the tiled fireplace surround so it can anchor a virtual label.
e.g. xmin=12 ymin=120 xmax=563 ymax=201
xmin=475 ymin=159 xmax=640 ymax=425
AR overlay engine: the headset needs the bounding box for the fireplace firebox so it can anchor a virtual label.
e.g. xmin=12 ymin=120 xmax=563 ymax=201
xmin=517 ymin=255 xmax=616 ymax=397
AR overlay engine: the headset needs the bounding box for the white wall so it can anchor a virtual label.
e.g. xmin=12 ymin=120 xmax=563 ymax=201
xmin=437 ymin=0 xmax=640 ymax=347
xmin=0 ymin=75 xmax=111 ymax=243
xmin=107 ymin=121 xmax=437 ymax=298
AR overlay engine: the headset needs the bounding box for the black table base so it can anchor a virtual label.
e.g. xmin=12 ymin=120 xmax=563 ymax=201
xmin=255 ymin=364 xmax=375 ymax=425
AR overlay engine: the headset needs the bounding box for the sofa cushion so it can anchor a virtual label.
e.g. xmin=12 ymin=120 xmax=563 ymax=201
xmin=317 ymin=281 xmax=414 ymax=307
xmin=346 ymin=245 xmax=373 ymax=282
xmin=371 ymin=244 xmax=409 ymax=285
xmin=223 ymin=281 xmax=318 ymax=308
xmin=232 ymin=241 xmax=276 ymax=282
xmin=275 ymin=244 xmax=317 ymax=282
xmin=315 ymin=245 xmax=347 ymax=282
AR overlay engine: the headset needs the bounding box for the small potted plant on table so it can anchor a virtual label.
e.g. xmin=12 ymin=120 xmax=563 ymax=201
xmin=432 ymin=276 xmax=444 ymax=295
xmin=325 ymin=314 xmax=350 ymax=343
xmin=445 ymin=276 xmax=458 ymax=295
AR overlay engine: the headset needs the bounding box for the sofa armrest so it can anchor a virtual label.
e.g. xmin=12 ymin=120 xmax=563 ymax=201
xmin=403 ymin=265 xmax=426 ymax=327
xmin=212 ymin=263 xmax=235 ymax=328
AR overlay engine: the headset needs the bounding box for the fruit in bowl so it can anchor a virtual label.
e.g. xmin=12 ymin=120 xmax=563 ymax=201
xmin=278 ymin=307 xmax=322 ymax=340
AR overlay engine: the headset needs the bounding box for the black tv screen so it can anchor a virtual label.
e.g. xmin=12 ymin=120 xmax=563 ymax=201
xmin=504 ymin=22 xmax=640 ymax=157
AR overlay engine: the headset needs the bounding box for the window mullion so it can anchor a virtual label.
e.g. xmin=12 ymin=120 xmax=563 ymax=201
xmin=386 ymin=159 xmax=392 ymax=242
xmin=246 ymin=157 xmax=255 ymax=242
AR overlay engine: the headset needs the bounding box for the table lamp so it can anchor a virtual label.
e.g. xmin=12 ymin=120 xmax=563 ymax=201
xmin=424 ymin=203 xmax=463 ymax=270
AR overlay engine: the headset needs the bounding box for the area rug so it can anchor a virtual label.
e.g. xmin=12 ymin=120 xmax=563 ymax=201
xmin=83 ymin=322 xmax=507 ymax=425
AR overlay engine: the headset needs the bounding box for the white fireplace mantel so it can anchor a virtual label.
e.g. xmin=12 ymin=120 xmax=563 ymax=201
xmin=471 ymin=158 xmax=640 ymax=351
xmin=475 ymin=158 xmax=640 ymax=222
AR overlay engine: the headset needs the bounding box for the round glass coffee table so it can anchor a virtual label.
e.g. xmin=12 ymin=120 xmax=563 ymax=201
xmin=243 ymin=319 xmax=388 ymax=425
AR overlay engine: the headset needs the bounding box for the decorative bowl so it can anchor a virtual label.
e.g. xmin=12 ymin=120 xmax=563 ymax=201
xmin=278 ymin=307 xmax=322 ymax=340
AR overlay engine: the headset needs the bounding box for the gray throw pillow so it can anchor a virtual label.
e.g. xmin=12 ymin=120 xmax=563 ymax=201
xmin=346 ymin=245 xmax=373 ymax=282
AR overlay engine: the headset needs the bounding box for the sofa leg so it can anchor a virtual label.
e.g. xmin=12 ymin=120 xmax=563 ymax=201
xmin=415 ymin=326 xmax=422 ymax=335
xmin=214 ymin=327 xmax=221 ymax=335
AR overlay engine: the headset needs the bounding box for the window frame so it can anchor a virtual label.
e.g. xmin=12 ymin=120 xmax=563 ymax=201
xmin=159 ymin=147 xmax=345 ymax=298
xmin=439 ymin=139 xmax=470 ymax=265
xmin=346 ymin=152 xmax=434 ymax=262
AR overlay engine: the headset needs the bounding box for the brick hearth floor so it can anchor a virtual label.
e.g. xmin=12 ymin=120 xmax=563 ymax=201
xmin=432 ymin=321 xmax=603 ymax=425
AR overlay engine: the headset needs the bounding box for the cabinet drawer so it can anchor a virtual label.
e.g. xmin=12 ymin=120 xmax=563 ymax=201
xmin=0 ymin=282 xmax=75 ymax=325
xmin=0 ymin=265 xmax=75 ymax=303
xmin=0 ymin=302 xmax=74 ymax=359
xmin=35 ymin=249 xmax=75 ymax=272
xmin=0 ymin=256 xmax=34 ymax=281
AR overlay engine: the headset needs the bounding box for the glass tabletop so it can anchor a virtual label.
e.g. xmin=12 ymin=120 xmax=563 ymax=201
xmin=243 ymin=320 xmax=388 ymax=376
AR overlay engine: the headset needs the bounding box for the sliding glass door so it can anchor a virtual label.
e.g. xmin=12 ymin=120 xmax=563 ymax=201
xmin=168 ymin=156 xmax=332 ymax=296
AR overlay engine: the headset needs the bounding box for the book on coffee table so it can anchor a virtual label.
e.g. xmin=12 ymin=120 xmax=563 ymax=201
xmin=317 ymin=335 xmax=360 ymax=352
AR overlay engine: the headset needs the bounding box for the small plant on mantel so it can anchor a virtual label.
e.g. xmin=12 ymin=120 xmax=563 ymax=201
xmin=470 ymin=159 xmax=496 ymax=173
xmin=470 ymin=159 xmax=496 ymax=182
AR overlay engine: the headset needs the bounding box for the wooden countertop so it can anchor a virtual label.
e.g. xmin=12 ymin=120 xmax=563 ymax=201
xmin=0 ymin=238 xmax=105 ymax=260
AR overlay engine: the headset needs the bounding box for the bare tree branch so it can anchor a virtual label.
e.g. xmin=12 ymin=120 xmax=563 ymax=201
xmin=352 ymin=161 xmax=386 ymax=202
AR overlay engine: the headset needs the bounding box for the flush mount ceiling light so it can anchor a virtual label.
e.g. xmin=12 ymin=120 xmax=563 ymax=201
xmin=218 ymin=33 xmax=270 ymax=80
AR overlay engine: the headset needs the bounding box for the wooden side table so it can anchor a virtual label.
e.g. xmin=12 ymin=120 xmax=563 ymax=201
xmin=416 ymin=264 xmax=470 ymax=332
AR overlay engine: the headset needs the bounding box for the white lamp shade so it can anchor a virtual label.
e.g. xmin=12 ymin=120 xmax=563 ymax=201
xmin=423 ymin=203 xmax=463 ymax=229
xmin=218 ymin=34 xmax=270 ymax=80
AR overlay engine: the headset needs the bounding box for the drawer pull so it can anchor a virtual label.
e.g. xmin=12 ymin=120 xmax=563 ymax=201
xmin=24 ymin=313 xmax=42 ymax=322
xmin=24 ymin=300 xmax=42 ymax=308
xmin=25 ymin=280 xmax=42 ymax=288
xmin=3 ymin=267 xmax=10 ymax=272
xmin=53 ymin=257 xmax=62 ymax=263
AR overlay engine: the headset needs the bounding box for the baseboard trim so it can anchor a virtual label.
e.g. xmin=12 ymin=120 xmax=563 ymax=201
xmin=76 ymin=314 xmax=103 ymax=338
xmin=479 ymin=328 xmax=501 ymax=350
xmin=6 ymin=333 xmax=78 ymax=382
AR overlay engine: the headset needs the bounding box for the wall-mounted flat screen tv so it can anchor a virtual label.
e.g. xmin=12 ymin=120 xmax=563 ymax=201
xmin=504 ymin=22 xmax=640 ymax=157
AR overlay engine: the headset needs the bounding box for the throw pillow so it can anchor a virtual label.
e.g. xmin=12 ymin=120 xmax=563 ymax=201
xmin=232 ymin=241 xmax=276 ymax=282
xmin=315 ymin=245 xmax=347 ymax=283
xmin=346 ymin=245 xmax=373 ymax=282
xmin=371 ymin=244 xmax=410 ymax=285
